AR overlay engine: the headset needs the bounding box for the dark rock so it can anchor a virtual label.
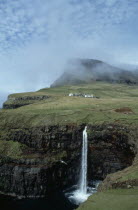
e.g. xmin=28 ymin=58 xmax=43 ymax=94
xmin=87 ymin=124 xmax=136 ymax=180
xmin=0 ymin=123 xmax=137 ymax=198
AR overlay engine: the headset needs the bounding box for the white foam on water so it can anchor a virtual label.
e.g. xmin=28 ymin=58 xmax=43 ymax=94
xmin=68 ymin=190 xmax=90 ymax=205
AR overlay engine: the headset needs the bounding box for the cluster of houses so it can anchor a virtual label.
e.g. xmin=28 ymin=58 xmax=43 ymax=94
xmin=69 ymin=93 xmax=98 ymax=98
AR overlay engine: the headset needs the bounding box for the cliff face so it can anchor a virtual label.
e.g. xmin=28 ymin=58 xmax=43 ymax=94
xmin=0 ymin=157 xmax=79 ymax=198
xmin=0 ymin=125 xmax=83 ymax=198
xmin=3 ymin=94 xmax=50 ymax=109
xmin=87 ymin=124 xmax=136 ymax=180
xmin=0 ymin=123 xmax=137 ymax=198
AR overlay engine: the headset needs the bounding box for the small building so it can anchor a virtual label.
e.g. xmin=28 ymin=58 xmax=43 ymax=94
xmin=69 ymin=93 xmax=73 ymax=96
xmin=84 ymin=94 xmax=94 ymax=98
xmin=69 ymin=93 xmax=95 ymax=98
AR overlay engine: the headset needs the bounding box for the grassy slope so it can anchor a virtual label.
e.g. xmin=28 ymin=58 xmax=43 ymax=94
xmin=98 ymin=159 xmax=138 ymax=192
xmin=0 ymin=82 xmax=138 ymax=127
xmin=78 ymin=189 xmax=138 ymax=210
xmin=110 ymin=160 xmax=138 ymax=182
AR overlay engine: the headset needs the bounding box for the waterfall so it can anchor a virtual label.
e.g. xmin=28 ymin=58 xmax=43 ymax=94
xmin=79 ymin=126 xmax=88 ymax=194
xmin=66 ymin=125 xmax=98 ymax=205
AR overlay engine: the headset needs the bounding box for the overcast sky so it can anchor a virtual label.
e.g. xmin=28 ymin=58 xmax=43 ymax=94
xmin=0 ymin=0 xmax=138 ymax=107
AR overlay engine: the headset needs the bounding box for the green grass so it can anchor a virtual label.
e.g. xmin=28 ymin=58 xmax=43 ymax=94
xmin=39 ymin=82 xmax=138 ymax=98
xmin=120 ymin=171 xmax=138 ymax=181
xmin=1 ymin=82 xmax=138 ymax=127
xmin=0 ymin=140 xmax=67 ymax=164
xmin=78 ymin=189 xmax=138 ymax=210
xmin=112 ymin=160 xmax=138 ymax=182
xmin=0 ymin=140 xmax=28 ymax=159
xmin=8 ymin=82 xmax=138 ymax=98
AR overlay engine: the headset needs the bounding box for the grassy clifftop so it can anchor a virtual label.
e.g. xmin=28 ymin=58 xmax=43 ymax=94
xmin=78 ymin=189 xmax=138 ymax=210
xmin=1 ymin=82 xmax=138 ymax=127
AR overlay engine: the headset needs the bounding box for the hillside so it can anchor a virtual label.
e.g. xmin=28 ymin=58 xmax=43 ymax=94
xmin=0 ymin=82 xmax=138 ymax=204
xmin=2 ymin=82 xmax=138 ymax=126
xmin=51 ymin=59 xmax=138 ymax=87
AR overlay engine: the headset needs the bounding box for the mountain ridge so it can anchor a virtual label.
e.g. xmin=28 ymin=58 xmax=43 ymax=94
xmin=51 ymin=59 xmax=138 ymax=87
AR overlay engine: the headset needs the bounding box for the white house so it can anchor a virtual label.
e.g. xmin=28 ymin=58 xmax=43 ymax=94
xmin=84 ymin=94 xmax=94 ymax=98
xmin=69 ymin=93 xmax=74 ymax=96
xmin=69 ymin=93 xmax=94 ymax=98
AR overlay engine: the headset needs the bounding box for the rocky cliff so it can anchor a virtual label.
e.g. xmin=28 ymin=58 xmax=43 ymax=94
xmin=0 ymin=123 xmax=137 ymax=198
xmin=87 ymin=124 xmax=136 ymax=180
xmin=3 ymin=94 xmax=50 ymax=109
xmin=0 ymin=125 xmax=83 ymax=198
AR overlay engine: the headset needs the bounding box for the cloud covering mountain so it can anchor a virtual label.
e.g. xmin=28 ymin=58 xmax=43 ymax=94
xmin=51 ymin=59 xmax=138 ymax=87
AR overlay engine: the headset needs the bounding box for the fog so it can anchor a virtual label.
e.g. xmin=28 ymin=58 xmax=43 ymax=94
xmin=0 ymin=0 xmax=138 ymax=107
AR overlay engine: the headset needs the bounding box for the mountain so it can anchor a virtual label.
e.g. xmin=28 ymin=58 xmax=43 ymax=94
xmin=51 ymin=59 xmax=138 ymax=87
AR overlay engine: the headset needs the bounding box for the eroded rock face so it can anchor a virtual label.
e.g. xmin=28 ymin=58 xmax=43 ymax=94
xmin=0 ymin=159 xmax=80 ymax=198
xmin=87 ymin=124 xmax=136 ymax=180
xmin=0 ymin=124 xmax=137 ymax=198
xmin=0 ymin=125 xmax=84 ymax=198
xmin=1 ymin=125 xmax=83 ymax=150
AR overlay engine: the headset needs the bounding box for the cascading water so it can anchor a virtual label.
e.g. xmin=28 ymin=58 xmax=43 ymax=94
xmin=79 ymin=126 xmax=88 ymax=194
xmin=65 ymin=126 xmax=99 ymax=205
xmin=66 ymin=126 xmax=91 ymax=205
